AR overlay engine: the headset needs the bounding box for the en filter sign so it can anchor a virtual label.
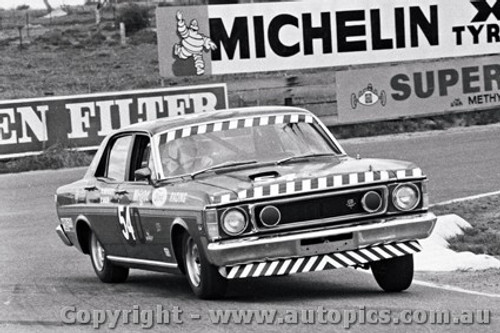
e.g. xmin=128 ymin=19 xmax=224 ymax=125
xmin=0 ymin=84 xmax=228 ymax=159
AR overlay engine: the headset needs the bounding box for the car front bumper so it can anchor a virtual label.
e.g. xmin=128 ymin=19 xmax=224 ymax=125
xmin=206 ymin=212 xmax=436 ymax=267
xmin=56 ymin=224 xmax=73 ymax=247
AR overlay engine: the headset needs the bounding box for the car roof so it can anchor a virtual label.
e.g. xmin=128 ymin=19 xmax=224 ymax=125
xmin=118 ymin=106 xmax=313 ymax=136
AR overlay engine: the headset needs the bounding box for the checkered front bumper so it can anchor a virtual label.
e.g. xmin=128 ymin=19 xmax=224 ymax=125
xmin=219 ymin=240 xmax=421 ymax=279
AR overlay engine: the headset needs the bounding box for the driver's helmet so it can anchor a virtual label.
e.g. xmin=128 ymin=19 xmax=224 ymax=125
xmin=162 ymin=137 xmax=200 ymax=175
xmin=178 ymin=137 xmax=199 ymax=169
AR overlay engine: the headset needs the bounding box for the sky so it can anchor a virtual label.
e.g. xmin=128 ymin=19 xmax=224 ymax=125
xmin=0 ymin=0 xmax=86 ymax=10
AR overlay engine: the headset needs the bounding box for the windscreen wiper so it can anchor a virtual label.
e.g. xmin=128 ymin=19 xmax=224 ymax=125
xmin=191 ymin=160 xmax=257 ymax=178
xmin=276 ymin=153 xmax=338 ymax=165
xmin=157 ymin=174 xmax=192 ymax=184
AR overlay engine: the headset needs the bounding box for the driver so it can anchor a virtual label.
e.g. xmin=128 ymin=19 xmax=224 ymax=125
xmin=162 ymin=136 xmax=212 ymax=176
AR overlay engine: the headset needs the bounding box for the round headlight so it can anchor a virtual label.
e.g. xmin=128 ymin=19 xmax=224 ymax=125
xmin=221 ymin=209 xmax=248 ymax=236
xmin=392 ymin=184 xmax=420 ymax=211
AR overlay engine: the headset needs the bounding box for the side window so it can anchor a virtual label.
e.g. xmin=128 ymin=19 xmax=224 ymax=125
xmin=106 ymin=136 xmax=133 ymax=181
xmin=130 ymin=135 xmax=155 ymax=182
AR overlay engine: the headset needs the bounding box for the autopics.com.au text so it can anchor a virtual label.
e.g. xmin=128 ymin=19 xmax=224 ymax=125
xmin=60 ymin=305 xmax=491 ymax=329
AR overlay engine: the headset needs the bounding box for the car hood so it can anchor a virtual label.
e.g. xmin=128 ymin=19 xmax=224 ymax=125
xmin=183 ymin=157 xmax=422 ymax=205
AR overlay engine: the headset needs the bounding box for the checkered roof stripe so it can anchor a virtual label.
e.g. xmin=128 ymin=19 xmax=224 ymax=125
xmin=158 ymin=113 xmax=315 ymax=145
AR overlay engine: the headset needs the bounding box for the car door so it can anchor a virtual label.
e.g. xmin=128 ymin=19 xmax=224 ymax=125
xmin=115 ymin=134 xmax=177 ymax=265
xmin=86 ymin=134 xmax=134 ymax=257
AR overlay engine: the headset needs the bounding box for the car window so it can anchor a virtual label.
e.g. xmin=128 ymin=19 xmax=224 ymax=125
xmin=106 ymin=136 xmax=132 ymax=181
xmin=157 ymin=120 xmax=341 ymax=178
xmin=279 ymin=123 xmax=334 ymax=154
xmin=129 ymin=135 xmax=155 ymax=181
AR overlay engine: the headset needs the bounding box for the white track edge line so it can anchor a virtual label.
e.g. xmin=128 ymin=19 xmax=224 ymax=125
xmin=430 ymin=190 xmax=500 ymax=207
xmin=412 ymin=280 xmax=500 ymax=298
xmin=357 ymin=269 xmax=500 ymax=298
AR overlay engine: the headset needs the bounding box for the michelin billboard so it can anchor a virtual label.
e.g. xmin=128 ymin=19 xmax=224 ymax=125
xmin=157 ymin=0 xmax=500 ymax=77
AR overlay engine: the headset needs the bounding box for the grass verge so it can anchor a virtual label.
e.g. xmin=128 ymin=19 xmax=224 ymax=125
xmin=0 ymin=144 xmax=93 ymax=174
xmin=330 ymin=108 xmax=500 ymax=139
xmin=430 ymin=195 xmax=500 ymax=256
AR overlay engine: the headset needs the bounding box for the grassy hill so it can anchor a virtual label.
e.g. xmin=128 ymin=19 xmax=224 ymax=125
xmin=1 ymin=4 xmax=500 ymax=139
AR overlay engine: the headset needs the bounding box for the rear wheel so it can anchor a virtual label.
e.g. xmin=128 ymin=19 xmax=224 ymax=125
xmin=371 ymin=255 xmax=414 ymax=292
xmin=90 ymin=232 xmax=129 ymax=283
xmin=183 ymin=233 xmax=227 ymax=299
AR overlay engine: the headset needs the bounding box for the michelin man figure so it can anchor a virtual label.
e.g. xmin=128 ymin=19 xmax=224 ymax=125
xmin=173 ymin=11 xmax=217 ymax=76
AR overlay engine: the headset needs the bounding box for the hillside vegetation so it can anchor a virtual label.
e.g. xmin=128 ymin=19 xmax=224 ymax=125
xmin=1 ymin=4 xmax=500 ymax=138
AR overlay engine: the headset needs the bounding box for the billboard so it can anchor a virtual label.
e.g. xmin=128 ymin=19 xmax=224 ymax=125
xmin=157 ymin=0 xmax=500 ymax=77
xmin=336 ymin=55 xmax=500 ymax=123
xmin=0 ymin=84 xmax=228 ymax=159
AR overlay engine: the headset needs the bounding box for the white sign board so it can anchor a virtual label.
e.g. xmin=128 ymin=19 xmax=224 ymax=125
xmin=157 ymin=0 xmax=500 ymax=77
xmin=336 ymin=55 xmax=500 ymax=123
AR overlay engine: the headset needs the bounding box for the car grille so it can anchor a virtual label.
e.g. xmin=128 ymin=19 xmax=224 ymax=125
xmin=252 ymin=186 xmax=388 ymax=230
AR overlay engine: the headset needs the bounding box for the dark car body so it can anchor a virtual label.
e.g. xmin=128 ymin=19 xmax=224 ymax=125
xmin=55 ymin=106 xmax=436 ymax=298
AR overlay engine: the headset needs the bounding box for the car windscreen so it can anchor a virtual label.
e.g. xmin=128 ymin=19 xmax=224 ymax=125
xmin=156 ymin=119 xmax=342 ymax=178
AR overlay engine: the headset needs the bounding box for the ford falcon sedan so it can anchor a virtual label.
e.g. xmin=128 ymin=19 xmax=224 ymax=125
xmin=55 ymin=106 xmax=436 ymax=299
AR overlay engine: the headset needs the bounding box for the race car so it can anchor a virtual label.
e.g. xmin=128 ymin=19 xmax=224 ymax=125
xmin=55 ymin=106 xmax=436 ymax=299
xmin=351 ymin=84 xmax=387 ymax=109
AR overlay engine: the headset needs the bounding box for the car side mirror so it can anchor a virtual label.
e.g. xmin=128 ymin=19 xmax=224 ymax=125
xmin=134 ymin=167 xmax=152 ymax=182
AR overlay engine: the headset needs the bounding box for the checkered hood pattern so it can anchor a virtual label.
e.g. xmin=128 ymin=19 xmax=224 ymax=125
xmin=210 ymin=168 xmax=423 ymax=205
xmin=219 ymin=240 xmax=421 ymax=279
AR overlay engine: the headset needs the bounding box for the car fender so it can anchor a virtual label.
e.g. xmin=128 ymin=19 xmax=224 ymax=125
xmin=74 ymin=215 xmax=93 ymax=254
xmin=169 ymin=217 xmax=191 ymax=273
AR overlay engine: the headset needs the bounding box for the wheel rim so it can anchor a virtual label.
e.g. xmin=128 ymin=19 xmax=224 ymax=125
xmin=185 ymin=236 xmax=201 ymax=287
xmin=91 ymin=234 xmax=105 ymax=272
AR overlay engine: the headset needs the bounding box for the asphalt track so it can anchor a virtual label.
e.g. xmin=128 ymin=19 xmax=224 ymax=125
xmin=1 ymin=125 xmax=499 ymax=332
xmin=341 ymin=124 xmax=500 ymax=204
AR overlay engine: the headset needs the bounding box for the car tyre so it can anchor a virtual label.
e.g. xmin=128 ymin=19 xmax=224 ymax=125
xmin=371 ymin=255 xmax=414 ymax=292
xmin=182 ymin=233 xmax=227 ymax=299
xmin=90 ymin=232 xmax=129 ymax=283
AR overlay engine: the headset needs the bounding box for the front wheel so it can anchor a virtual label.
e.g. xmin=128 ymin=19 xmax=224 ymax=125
xmin=371 ymin=255 xmax=414 ymax=292
xmin=90 ymin=232 xmax=129 ymax=283
xmin=183 ymin=233 xmax=227 ymax=299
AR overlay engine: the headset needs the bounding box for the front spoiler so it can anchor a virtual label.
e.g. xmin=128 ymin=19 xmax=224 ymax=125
xmin=219 ymin=240 xmax=422 ymax=279
xmin=206 ymin=212 xmax=436 ymax=267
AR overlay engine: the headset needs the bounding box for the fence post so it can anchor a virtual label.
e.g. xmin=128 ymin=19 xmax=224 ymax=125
xmin=25 ymin=12 xmax=30 ymax=38
xmin=95 ymin=5 xmax=102 ymax=25
xmin=120 ymin=22 xmax=126 ymax=45
xmin=285 ymin=76 xmax=299 ymax=106
xmin=17 ymin=26 xmax=23 ymax=50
